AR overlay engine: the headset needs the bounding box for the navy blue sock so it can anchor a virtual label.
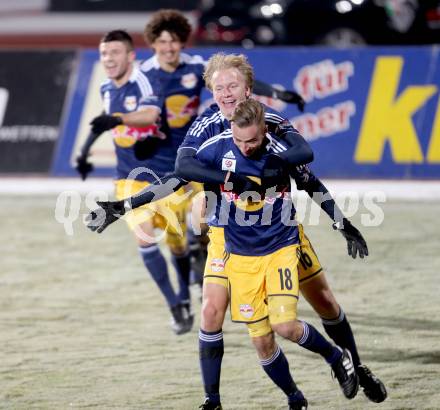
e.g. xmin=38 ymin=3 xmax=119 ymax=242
xmin=322 ymin=308 xmax=361 ymax=367
xmin=199 ymin=329 xmax=223 ymax=405
xmin=261 ymin=344 xmax=298 ymax=397
xmin=172 ymin=252 xmax=191 ymax=301
xmin=139 ymin=245 xmax=179 ymax=308
xmin=297 ymin=321 xmax=341 ymax=365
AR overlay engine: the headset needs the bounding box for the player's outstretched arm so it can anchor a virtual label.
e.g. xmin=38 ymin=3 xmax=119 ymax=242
xmin=293 ymin=169 xmax=369 ymax=259
xmin=86 ymin=173 xmax=187 ymax=233
xmin=253 ymin=79 xmax=306 ymax=112
xmin=86 ymin=200 xmax=126 ymax=233
xmin=176 ymin=148 xmax=262 ymax=196
xmin=75 ymin=111 xmax=117 ymax=180
xmin=75 ymin=130 xmax=102 ymax=180
xmin=176 ymin=148 xmax=227 ymax=184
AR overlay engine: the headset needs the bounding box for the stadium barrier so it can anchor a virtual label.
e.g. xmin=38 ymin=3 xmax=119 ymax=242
xmin=3 ymin=47 xmax=440 ymax=178
xmin=0 ymin=50 xmax=76 ymax=173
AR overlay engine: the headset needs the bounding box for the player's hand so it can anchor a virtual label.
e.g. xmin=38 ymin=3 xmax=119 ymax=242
xmin=86 ymin=200 xmax=126 ymax=233
xmin=261 ymin=153 xmax=289 ymax=189
xmin=227 ymin=173 xmax=263 ymax=199
xmin=75 ymin=155 xmax=94 ymax=180
xmin=273 ymin=89 xmax=306 ymax=112
xmin=90 ymin=114 xmax=123 ymax=135
xmin=134 ymin=138 xmax=160 ymax=160
xmin=333 ymin=218 xmax=369 ymax=259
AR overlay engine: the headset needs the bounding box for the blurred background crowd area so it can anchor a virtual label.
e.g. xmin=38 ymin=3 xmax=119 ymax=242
xmin=1 ymin=0 xmax=439 ymax=48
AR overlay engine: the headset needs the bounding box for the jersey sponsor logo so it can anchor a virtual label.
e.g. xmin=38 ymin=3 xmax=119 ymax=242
xmin=210 ymin=258 xmax=225 ymax=272
xmin=181 ymin=73 xmax=198 ymax=89
xmin=222 ymin=157 xmax=236 ymax=172
xmin=239 ymin=304 xmax=254 ymax=319
xmin=166 ymin=94 xmax=200 ymax=128
xmin=221 ymin=179 xmax=289 ymax=212
xmin=123 ymin=95 xmax=137 ymax=111
xmin=111 ymin=113 xmax=161 ymax=147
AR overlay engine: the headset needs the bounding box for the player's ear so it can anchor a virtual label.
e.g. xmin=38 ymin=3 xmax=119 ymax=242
xmin=245 ymin=87 xmax=251 ymax=98
xmin=128 ymin=50 xmax=136 ymax=63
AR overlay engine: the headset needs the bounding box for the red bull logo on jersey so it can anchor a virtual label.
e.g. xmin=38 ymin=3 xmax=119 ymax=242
xmin=210 ymin=258 xmax=225 ymax=272
xmin=123 ymin=95 xmax=137 ymax=111
xmin=239 ymin=304 xmax=254 ymax=319
xmin=181 ymin=73 xmax=198 ymax=89
xmin=166 ymin=94 xmax=200 ymax=128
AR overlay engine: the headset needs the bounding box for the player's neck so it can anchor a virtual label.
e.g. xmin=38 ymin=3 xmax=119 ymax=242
xmin=157 ymin=57 xmax=179 ymax=73
xmin=112 ymin=64 xmax=134 ymax=88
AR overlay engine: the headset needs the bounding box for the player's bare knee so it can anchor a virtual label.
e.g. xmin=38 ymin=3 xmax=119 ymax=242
xmin=252 ymin=333 xmax=276 ymax=359
xmin=272 ymin=320 xmax=303 ymax=342
xmin=201 ymin=300 xmax=225 ymax=330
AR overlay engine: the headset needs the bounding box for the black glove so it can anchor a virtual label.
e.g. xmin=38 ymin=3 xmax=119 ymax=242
xmin=227 ymin=173 xmax=263 ymax=199
xmin=86 ymin=200 xmax=126 ymax=233
xmin=261 ymin=153 xmax=290 ymax=189
xmin=273 ymin=89 xmax=306 ymax=112
xmin=134 ymin=138 xmax=160 ymax=160
xmin=90 ymin=114 xmax=123 ymax=135
xmin=75 ymin=155 xmax=94 ymax=180
xmin=333 ymin=218 xmax=369 ymax=259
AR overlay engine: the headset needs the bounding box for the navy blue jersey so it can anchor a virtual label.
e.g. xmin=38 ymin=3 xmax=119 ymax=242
xmin=139 ymin=53 xmax=205 ymax=180
xmin=100 ymin=66 xmax=162 ymax=181
xmin=179 ymin=103 xmax=299 ymax=153
xmin=196 ymin=131 xmax=299 ymax=256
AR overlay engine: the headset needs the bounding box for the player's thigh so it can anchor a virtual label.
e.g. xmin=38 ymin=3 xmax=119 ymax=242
xmin=203 ymin=227 xmax=229 ymax=287
xmin=228 ymin=253 xmax=267 ymax=324
xmin=265 ymin=245 xmax=301 ymax=325
xmin=300 ymin=272 xmax=340 ymax=319
xmin=297 ymin=224 xmax=324 ymax=284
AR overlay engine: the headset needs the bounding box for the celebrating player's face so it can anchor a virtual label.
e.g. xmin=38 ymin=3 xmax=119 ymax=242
xmin=151 ymin=30 xmax=184 ymax=71
xmin=211 ymin=68 xmax=251 ymax=120
xmin=231 ymin=122 xmax=265 ymax=157
xmin=99 ymin=41 xmax=135 ymax=85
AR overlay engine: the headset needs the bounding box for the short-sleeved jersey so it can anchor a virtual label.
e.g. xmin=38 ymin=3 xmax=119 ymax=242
xmin=100 ymin=66 xmax=162 ymax=180
xmin=196 ymin=131 xmax=299 ymax=256
xmin=138 ymin=53 xmax=205 ymax=180
xmin=179 ymin=103 xmax=299 ymax=153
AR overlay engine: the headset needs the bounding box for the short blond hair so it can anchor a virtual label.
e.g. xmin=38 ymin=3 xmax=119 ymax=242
xmin=231 ymin=98 xmax=265 ymax=128
xmin=203 ymin=53 xmax=254 ymax=91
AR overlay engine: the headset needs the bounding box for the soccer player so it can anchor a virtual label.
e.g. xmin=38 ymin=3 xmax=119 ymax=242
xmin=137 ymin=9 xmax=307 ymax=279
xmin=77 ymin=11 xmax=307 ymax=333
xmin=75 ymin=29 xmax=198 ymax=335
xmin=87 ymin=53 xmax=386 ymax=406
xmin=196 ymin=98 xmax=360 ymax=409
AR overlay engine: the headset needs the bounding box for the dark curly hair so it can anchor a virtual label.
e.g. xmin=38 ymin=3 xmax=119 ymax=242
xmin=144 ymin=9 xmax=192 ymax=45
